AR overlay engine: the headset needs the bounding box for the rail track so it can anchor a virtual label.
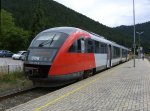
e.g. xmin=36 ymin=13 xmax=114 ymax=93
xmin=0 ymin=86 xmax=37 ymax=101
xmin=0 ymin=86 xmax=61 ymax=111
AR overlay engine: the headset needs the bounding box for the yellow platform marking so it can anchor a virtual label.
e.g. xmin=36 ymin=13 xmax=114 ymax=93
xmin=33 ymin=68 xmax=116 ymax=111
xmin=33 ymin=78 xmax=99 ymax=111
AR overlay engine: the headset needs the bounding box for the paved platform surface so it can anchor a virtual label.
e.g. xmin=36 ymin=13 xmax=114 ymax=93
xmin=7 ymin=59 xmax=150 ymax=111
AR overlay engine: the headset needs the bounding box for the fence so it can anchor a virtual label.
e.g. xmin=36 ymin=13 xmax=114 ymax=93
xmin=0 ymin=65 xmax=23 ymax=74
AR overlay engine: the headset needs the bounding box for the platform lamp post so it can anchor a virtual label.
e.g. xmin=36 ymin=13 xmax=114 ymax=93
xmin=136 ymin=31 xmax=144 ymax=58
xmin=133 ymin=0 xmax=136 ymax=67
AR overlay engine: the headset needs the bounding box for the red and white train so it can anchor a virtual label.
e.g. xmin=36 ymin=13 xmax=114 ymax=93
xmin=24 ymin=27 xmax=129 ymax=87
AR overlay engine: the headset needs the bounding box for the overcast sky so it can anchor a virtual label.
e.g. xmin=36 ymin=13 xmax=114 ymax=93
xmin=54 ymin=0 xmax=150 ymax=27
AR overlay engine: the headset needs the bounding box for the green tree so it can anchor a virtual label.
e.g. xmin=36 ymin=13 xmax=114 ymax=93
xmin=30 ymin=0 xmax=45 ymax=42
xmin=0 ymin=9 xmax=29 ymax=52
xmin=3 ymin=0 xmax=149 ymax=52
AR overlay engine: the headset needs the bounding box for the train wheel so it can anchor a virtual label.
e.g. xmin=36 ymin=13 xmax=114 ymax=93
xmin=77 ymin=71 xmax=84 ymax=81
xmin=83 ymin=69 xmax=93 ymax=78
xmin=93 ymin=68 xmax=96 ymax=75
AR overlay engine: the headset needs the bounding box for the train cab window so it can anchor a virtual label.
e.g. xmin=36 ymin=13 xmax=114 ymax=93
xmin=69 ymin=38 xmax=85 ymax=53
xmin=30 ymin=32 xmax=68 ymax=48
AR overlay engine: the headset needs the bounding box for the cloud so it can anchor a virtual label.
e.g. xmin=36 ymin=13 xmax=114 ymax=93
xmin=54 ymin=0 xmax=150 ymax=27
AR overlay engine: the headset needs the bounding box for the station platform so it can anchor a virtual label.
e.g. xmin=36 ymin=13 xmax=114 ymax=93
xmin=7 ymin=59 xmax=150 ymax=111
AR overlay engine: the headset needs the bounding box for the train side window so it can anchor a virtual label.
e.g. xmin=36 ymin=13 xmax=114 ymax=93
xmin=122 ymin=49 xmax=127 ymax=57
xmin=100 ymin=43 xmax=107 ymax=53
xmin=113 ymin=46 xmax=120 ymax=58
xmin=86 ymin=39 xmax=94 ymax=53
xmin=69 ymin=41 xmax=77 ymax=52
xmin=69 ymin=38 xmax=85 ymax=53
xmin=77 ymin=39 xmax=81 ymax=52
xmin=94 ymin=41 xmax=100 ymax=53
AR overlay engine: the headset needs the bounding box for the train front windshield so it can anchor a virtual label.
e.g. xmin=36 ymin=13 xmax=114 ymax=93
xmin=27 ymin=31 xmax=68 ymax=63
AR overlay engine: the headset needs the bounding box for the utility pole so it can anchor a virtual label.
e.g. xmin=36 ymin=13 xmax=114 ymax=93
xmin=133 ymin=0 xmax=136 ymax=67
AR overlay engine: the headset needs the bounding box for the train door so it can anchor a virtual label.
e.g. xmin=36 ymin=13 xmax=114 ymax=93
xmin=107 ymin=45 xmax=112 ymax=68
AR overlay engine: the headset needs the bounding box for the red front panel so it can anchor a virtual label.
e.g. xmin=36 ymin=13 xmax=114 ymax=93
xmin=48 ymin=31 xmax=96 ymax=76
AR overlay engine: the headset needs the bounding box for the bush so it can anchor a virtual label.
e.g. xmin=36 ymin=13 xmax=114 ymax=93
xmin=0 ymin=72 xmax=27 ymax=84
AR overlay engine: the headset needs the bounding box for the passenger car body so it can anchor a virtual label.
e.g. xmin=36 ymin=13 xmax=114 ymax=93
xmin=0 ymin=50 xmax=13 ymax=57
xmin=12 ymin=51 xmax=27 ymax=60
xmin=20 ymin=52 xmax=27 ymax=61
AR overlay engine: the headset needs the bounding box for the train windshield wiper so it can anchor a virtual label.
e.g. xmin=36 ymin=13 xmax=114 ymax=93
xmin=38 ymin=34 xmax=56 ymax=47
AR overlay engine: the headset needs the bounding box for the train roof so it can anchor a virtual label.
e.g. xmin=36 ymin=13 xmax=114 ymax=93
xmin=42 ymin=27 xmax=129 ymax=50
xmin=88 ymin=31 xmax=129 ymax=50
xmin=92 ymin=35 xmax=129 ymax=50
xmin=42 ymin=27 xmax=80 ymax=35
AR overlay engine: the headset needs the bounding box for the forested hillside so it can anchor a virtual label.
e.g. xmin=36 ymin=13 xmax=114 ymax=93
xmin=115 ymin=22 xmax=150 ymax=53
xmin=1 ymin=0 xmax=149 ymax=53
